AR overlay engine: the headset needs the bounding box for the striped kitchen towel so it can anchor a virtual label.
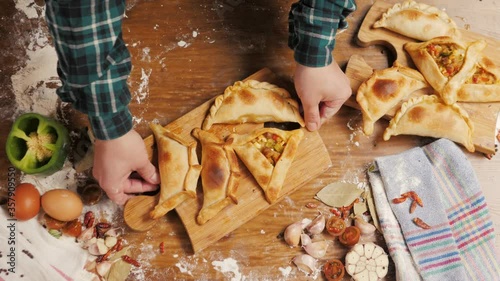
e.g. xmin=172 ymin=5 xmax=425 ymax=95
xmin=368 ymin=138 xmax=500 ymax=281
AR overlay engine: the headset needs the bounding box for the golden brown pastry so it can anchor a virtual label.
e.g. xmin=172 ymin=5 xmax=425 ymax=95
xmin=356 ymin=62 xmax=430 ymax=135
xmin=149 ymin=123 xmax=201 ymax=219
xmin=373 ymin=1 xmax=460 ymax=41
xmin=202 ymin=80 xmax=305 ymax=130
xmin=192 ymin=128 xmax=240 ymax=224
xmin=404 ymin=37 xmax=486 ymax=104
xmin=383 ymin=95 xmax=474 ymax=152
xmin=456 ymin=56 xmax=500 ymax=102
xmin=227 ymin=128 xmax=304 ymax=204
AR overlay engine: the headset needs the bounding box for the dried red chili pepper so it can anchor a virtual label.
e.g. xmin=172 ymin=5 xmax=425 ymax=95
xmin=413 ymin=217 xmax=431 ymax=229
xmin=305 ymin=202 xmax=318 ymax=209
xmin=84 ymin=211 xmax=95 ymax=228
xmin=159 ymin=242 xmax=165 ymax=254
xmin=392 ymin=197 xmax=407 ymax=204
xmin=122 ymin=255 xmax=140 ymax=267
xmin=330 ymin=208 xmax=341 ymax=217
xmin=409 ymin=201 xmax=418 ymax=214
xmin=114 ymin=238 xmax=123 ymax=252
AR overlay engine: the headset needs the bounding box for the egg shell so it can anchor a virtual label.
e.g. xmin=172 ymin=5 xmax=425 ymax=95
xmin=41 ymin=189 xmax=83 ymax=221
xmin=14 ymin=183 xmax=41 ymax=221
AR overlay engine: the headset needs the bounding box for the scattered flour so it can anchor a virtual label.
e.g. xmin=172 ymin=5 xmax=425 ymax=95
xmin=15 ymin=0 xmax=40 ymax=19
xmin=134 ymin=68 xmax=152 ymax=104
xmin=177 ymin=40 xmax=188 ymax=47
xmin=212 ymin=258 xmax=243 ymax=281
xmin=278 ymin=266 xmax=292 ymax=278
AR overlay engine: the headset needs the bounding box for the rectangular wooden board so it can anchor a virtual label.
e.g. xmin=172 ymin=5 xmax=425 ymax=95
xmin=344 ymin=0 xmax=500 ymax=155
xmin=142 ymin=68 xmax=332 ymax=252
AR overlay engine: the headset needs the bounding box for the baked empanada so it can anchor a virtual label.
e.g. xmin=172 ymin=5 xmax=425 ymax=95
xmin=192 ymin=128 xmax=240 ymax=224
xmin=404 ymin=37 xmax=486 ymax=104
xmin=202 ymin=80 xmax=305 ymax=130
xmin=373 ymin=0 xmax=460 ymax=41
xmin=456 ymin=56 xmax=500 ymax=102
xmin=227 ymin=128 xmax=304 ymax=204
xmin=383 ymin=95 xmax=474 ymax=152
xmin=149 ymin=123 xmax=201 ymax=219
xmin=356 ymin=62 xmax=430 ymax=135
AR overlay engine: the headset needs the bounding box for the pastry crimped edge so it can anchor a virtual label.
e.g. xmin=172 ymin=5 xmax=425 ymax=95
xmin=383 ymin=95 xmax=475 ymax=152
xmin=149 ymin=123 xmax=201 ymax=219
xmin=356 ymin=62 xmax=429 ymax=136
xmin=201 ymin=80 xmax=304 ymax=130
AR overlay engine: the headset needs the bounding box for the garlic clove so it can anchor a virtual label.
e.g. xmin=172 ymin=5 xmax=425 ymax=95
xmin=96 ymin=238 xmax=109 ymax=255
xmin=364 ymin=243 xmax=375 ymax=259
xmin=96 ymin=261 xmax=112 ymax=277
xmin=355 ymin=216 xmax=376 ymax=236
xmin=105 ymin=236 xmax=117 ymax=248
xmin=300 ymin=233 xmax=311 ymax=246
xmin=284 ymin=221 xmax=303 ymax=247
xmin=369 ymin=271 xmax=378 ymax=281
xmin=77 ymin=227 xmax=95 ymax=243
xmin=87 ymin=243 xmax=101 ymax=256
xmin=292 ymin=254 xmax=316 ymax=275
xmin=300 ymin=218 xmax=312 ymax=229
xmin=303 ymin=240 xmax=328 ymax=259
xmin=353 ymin=243 xmax=365 ymax=256
xmin=104 ymin=227 xmax=122 ymax=237
xmin=83 ymin=237 xmax=97 ymax=249
xmin=306 ymin=213 xmax=325 ymax=235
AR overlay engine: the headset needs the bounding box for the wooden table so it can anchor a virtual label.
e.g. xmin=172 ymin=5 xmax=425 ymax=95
xmin=0 ymin=0 xmax=499 ymax=280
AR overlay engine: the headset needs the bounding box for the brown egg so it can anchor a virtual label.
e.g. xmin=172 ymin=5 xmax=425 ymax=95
xmin=14 ymin=183 xmax=41 ymax=221
xmin=41 ymin=189 xmax=83 ymax=222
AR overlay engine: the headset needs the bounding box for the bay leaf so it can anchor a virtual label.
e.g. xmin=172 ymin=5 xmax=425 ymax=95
xmin=105 ymin=246 xmax=132 ymax=281
xmin=314 ymin=182 xmax=364 ymax=208
xmin=365 ymin=186 xmax=381 ymax=232
xmin=353 ymin=202 xmax=368 ymax=216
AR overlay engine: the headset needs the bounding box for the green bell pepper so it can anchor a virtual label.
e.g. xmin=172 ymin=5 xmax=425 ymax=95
xmin=6 ymin=113 xmax=69 ymax=175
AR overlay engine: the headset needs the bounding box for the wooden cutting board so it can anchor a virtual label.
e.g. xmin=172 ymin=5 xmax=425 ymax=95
xmin=124 ymin=68 xmax=332 ymax=253
xmin=344 ymin=0 xmax=500 ymax=155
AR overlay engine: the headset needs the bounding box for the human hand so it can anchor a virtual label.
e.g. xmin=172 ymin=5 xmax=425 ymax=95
xmin=92 ymin=129 xmax=160 ymax=205
xmin=293 ymin=61 xmax=352 ymax=131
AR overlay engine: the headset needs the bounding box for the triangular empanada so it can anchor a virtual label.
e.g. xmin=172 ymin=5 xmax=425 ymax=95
xmin=227 ymin=128 xmax=304 ymax=204
xmin=202 ymin=80 xmax=305 ymax=130
xmin=383 ymin=95 xmax=474 ymax=152
xmin=456 ymin=56 xmax=500 ymax=102
xmin=149 ymin=123 xmax=201 ymax=219
xmin=192 ymin=128 xmax=240 ymax=224
xmin=356 ymin=62 xmax=430 ymax=135
xmin=373 ymin=0 xmax=460 ymax=41
xmin=404 ymin=37 xmax=486 ymax=104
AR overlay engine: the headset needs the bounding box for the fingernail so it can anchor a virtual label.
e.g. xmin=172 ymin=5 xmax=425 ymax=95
xmin=307 ymin=122 xmax=318 ymax=131
xmin=151 ymin=172 xmax=160 ymax=184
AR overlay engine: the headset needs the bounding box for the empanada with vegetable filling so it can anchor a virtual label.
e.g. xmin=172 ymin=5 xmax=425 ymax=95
xmin=227 ymin=128 xmax=304 ymax=204
xmin=149 ymin=123 xmax=202 ymax=219
xmin=373 ymin=1 xmax=460 ymax=41
xmin=383 ymin=95 xmax=474 ymax=152
xmin=456 ymin=56 xmax=500 ymax=102
xmin=404 ymin=37 xmax=486 ymax=104
xmin=192 ymin=128 xmax=240 ymax=225
xmin=202 ymin=80 xmax=305 ymax=130
xmin=356 ymin=62 xmax=430 ymax=135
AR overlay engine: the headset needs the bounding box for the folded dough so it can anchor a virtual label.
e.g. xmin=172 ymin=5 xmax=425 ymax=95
xmin=149 ymin=123 xmax=201 ymax=219
xmin=202 ymin=80 xmax=305 ymax=130
xmin=356 ymin=62 xmax=430 ymax=135
xmin=456 ymin=56 xmax=500 ymax=102
xmin=373 ymin=0 xmax=460 ymax=41
xmin=404 ymin=37 xmax=486 ymax=104
xmin=227 ymin=128 xmax=304 ymax=204
xmin=192 ymin=128 xmax=240 ymax=224
xmin=383 ymin=95 xmax=474 ymax=152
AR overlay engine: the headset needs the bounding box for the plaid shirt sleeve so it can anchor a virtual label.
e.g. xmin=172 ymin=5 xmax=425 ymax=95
xmin=288 ymin=0 xmax=357 ymax=67
xmin=45 ymin=0 xmax=132 ymax=140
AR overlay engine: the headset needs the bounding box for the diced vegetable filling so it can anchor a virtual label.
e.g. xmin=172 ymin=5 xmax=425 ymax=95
xmin=251 ymin=132 xmax=285 ymax=165
xmin=426 ymin=43 xmax=465 ymax=77
xmin=466 ymin=66 xmax=496 ymax=84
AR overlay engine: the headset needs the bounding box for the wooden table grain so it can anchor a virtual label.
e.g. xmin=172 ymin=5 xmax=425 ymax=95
xmin=0 ymin=0 xmax=499 ymax=280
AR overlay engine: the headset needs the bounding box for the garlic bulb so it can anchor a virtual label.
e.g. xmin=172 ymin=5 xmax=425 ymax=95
xmin=354 ymin=216 xmax=376 ymax=236
xmin=292 ymin=254 xmax=317 ymax=275
xmin=306 ymin=213 xmax=326 ymax=235
xmin=345 ymin=243 xmax=388 ymax=281
xmin=303 ymin=240 xmax=328 ymax=259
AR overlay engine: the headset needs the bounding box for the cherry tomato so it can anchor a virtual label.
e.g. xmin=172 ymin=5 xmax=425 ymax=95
xmin=323 ymin=259 xmax=345 ymax=281
xmin=326 ymin=216 xmax=346 ymax=236
xmin=339 ymin=226 xmax=361 ymax=247
xmin=13 ymin=183 xmax=41 ymax=221
xmin=62 ymin=219 xmax=83 ymax=237
xmin=43 ymin=213 xmax=67 ymax=230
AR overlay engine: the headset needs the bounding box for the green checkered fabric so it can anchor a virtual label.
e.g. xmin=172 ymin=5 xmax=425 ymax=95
xmin=45 ymin=0 xmax=132 ymax=140
xmin=289 ymin=0 xmax=357 ymax=67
